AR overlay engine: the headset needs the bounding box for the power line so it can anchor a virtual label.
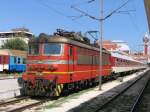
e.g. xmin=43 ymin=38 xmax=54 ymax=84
xmin=71 ymin=0 xmax=96 ymax=7
xmin=34 ymin=0 xmax=67 ymax=18
xmin=103 ymin=0 xmax=134 ymax=20
xmin=33 ymin=0 xmax=96 ymax=37
xmin=71 ymin=6 xmax=100 ymax=21
xmin=71 ymin=0 xmax=135 ymax=22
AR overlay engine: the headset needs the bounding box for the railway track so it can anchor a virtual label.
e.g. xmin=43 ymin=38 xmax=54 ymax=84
xmin=0 ymin=96 xmax=28 ymax=106
xmin=68 ymin=70 xmax=150 ymax=112
xmin=0 ymin=96 xmax=49 ymax=112
xmin=0 ymin=76 xmax=21 ymax=80
xmin=93 ymin=70 xmax=150 ymax=112
xmin=90 ymin=70 xmax=150 ymax=112
xmin=130 ymin=71 xmax=150 ymax=112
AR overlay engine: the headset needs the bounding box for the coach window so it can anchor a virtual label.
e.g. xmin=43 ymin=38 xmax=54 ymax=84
xmin=23 ymin=58 xmax=26 ymax=64
xmin=3 ymin=56 xmax=6 ymax=64
xmin=18 ymin=58 xmax=20 ymax=64
xmin=14 ymin=57 xmax=17 ymax=64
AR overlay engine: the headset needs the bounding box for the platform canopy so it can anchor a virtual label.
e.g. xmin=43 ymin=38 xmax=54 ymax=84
xmin=145 ymin=0 xmax=150 ymax=31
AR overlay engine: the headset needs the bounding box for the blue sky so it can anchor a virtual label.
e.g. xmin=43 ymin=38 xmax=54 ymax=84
xmin=0 ymin=0 xmax=148 ymax=51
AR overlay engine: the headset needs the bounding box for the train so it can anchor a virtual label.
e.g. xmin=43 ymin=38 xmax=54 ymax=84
xmin=0 ymin=49 xmax=27 ymax=73
xmin=18 ymin=29 xmax=147 ymax=97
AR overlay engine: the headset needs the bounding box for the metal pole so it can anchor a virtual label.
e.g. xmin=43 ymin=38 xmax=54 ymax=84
xmin=99 ymin=0 xmax=103 ymax=90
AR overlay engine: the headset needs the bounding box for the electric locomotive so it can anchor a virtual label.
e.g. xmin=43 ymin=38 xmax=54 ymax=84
xmin=18 ymin=29 xmax=112 ymax=96
xmin=18 ymin=29 xmax=147 ymax=97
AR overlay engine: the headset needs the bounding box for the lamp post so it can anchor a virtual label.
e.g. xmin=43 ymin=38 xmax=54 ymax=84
xmin=99 ymin=0 xmax=103 ymax=90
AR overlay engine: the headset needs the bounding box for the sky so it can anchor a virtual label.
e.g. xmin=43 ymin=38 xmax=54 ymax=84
xmin=0 ymin=0 xmax=148 ymax=52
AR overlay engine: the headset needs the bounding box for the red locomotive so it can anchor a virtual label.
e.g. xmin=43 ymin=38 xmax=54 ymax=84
xmin=18 ymin=29 xmax=146 ymax=97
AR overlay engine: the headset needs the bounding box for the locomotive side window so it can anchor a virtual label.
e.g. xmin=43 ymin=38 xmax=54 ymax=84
xmin=29 ymin=44 xmax=39 ymax=55
xmin=77 ymin=47 xmax=94 ymax=65
xmin=102 ymin=53 xmax=110 ymax=65
xmin=78 ymin=55 xmax=93 ymax=65
xmin=44 ymin=43 xmax=62 ymax=55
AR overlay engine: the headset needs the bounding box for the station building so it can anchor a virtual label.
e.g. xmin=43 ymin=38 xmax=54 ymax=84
xmin=102 ymin=40 xmax=131 ymax=54
xmin=0 ymin=28 xmax=33 ymax=48
xmin=102 ymin=34 xmax=150 ymax=64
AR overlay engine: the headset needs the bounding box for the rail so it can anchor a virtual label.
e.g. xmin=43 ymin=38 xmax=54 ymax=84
xmin=0 ymin=96 xmax=28 ymax=106
xmin=94 ymin=70 xmax=149 ymax=112
xmin=130 ymin=72 xmax=150 ymax=112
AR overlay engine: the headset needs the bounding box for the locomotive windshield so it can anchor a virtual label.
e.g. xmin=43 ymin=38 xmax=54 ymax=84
xmin=44 ymin=43 xmax=62 ymax=55
xmin=29 ymin=44 xmax=39 ymax=55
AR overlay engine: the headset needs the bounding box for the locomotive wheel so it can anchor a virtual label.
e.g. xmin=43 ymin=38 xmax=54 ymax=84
xmin=20 ymin=88 xmax=25 ymax=96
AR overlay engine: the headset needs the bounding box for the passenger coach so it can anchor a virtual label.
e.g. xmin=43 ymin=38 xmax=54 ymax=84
xmin=0 ymin=49 xmax=26 ymax=72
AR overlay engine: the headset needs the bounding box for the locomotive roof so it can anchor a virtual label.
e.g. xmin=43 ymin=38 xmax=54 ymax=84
xmin=29 ymin=35 xmax=110 ymax=54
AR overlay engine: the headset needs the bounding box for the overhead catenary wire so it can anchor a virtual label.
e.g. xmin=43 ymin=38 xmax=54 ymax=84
xmin=34 ymin=0 xmax=135 ymax=41
xmin=33 ymin=0 xmax=97 ymax=41
xmin=71 ymin=6 xmax=100 ymax=21
xmin=71 ymin=0 xmax=96 ymax=7
xmin=103 ymin=0 xmax=134 ymax=20
xmin=71 ymin=0 xmax=135 ymax=22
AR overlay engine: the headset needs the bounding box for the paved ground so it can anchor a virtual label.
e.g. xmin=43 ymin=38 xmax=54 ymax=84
xmin=0 ymin=73 xmax=22 ymax=80
xmin=0 ymin=78 xmax=20 ymax=100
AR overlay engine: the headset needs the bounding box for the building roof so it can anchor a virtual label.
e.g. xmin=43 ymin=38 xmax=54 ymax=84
xmin=103 ymin=40 xmax=130 ymax=52
xmin=0 ymin=49 xmax=27 ymax=58
xmin=0 ymin=31 xmax=33 ymax=35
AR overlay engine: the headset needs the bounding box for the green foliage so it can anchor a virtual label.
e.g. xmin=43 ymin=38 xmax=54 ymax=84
xmin=2 ymin=38 xmax=28 ymax=51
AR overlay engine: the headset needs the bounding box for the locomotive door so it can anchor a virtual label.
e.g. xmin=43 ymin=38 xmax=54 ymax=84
xmin=68 ymin=45 xmax=74 ymax=81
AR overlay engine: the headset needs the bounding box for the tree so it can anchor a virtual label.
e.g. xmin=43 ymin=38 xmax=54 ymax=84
xmin=2 ymin=38 xmax=28 ymax=51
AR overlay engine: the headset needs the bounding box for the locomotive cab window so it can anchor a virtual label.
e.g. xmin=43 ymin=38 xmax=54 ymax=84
xmin=44 ymin=43 xmax=62 ymax=55
xmin=29 ymin=44 xmax=39 ymax=55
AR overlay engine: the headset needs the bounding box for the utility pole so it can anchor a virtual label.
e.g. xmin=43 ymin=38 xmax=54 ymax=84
xmin=99 ymin=0 xmax=103 ymax=90
xmin=71 ymin=0 xmax=132 ymax=90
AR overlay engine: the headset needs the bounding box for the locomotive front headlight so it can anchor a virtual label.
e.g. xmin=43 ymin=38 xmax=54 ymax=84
xmin=48 ymin=65 xmax=57 ymax=71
